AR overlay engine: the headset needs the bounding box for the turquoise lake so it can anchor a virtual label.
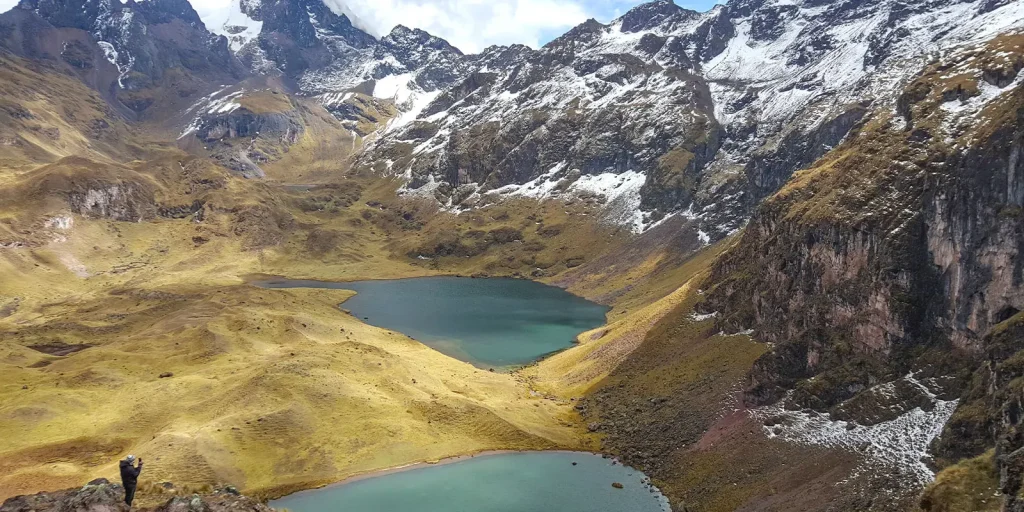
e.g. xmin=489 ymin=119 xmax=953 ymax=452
xmin=254 ymin=277 xmax=609 ymax=367
xmin=269 ymin=451 xmax=669 ymax=512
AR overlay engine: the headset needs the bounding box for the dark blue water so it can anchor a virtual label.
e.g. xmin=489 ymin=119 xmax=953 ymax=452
xmin=269 ymin=452 xmax=669 ymax=512
xmin=254 ymin=277 xmax=609 ymax=368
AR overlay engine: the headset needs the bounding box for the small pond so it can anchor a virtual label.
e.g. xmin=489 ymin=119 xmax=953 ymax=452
xmin=254 ymin=276 xmax=609 ymax=368
xmin=269 ymin=451 xmax=670 ymax=512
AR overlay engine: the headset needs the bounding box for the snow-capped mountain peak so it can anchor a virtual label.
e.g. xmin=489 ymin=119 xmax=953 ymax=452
xmin=29 ymin=0 xmax=1017 ymax=241
xmin=343 ymin=0 xmax=1024 ymax=237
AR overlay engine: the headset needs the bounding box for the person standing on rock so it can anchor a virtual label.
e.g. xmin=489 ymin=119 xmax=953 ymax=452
xmin=119 ymin=455 xmax=143 ymax=507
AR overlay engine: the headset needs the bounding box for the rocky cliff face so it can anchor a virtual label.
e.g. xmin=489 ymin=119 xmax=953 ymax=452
xmin=0 ymin=0 xmax=245 ymax=120
xmin=704 ymin=32 xmax=1024 ymax=408
xmin=695 ymin=30 xmax=1024 ymax=507
xmin=925 ymin=314 xmax=1024 ymax=511
xmin=9 ymin=0 xmax=242 ymax=88
xmin=571 ymin=26 xmax=1024 ymax=512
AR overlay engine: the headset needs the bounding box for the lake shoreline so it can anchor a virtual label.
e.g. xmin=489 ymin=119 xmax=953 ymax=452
xmin=244 ymin=272 xmax=614 ymax=307
xmin=250 ymin=275 xmax=610 ymax=369
xmin=268 ymin=449 xmax=615 ymax=502
xmin=249 ymin=276 xmax=628 ymax=509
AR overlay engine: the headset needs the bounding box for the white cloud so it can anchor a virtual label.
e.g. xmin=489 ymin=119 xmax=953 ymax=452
xmin=189 ymin=0 xmax=234 ymax=24
xmin=0 ymin=0 xmax=719 ymax=53
xmin=332 ymin=0 xmax=591 ymax=52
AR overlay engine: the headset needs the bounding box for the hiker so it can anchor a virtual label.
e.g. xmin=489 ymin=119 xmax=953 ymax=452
xmin=119 ymin=455 xmax=143 ymax=507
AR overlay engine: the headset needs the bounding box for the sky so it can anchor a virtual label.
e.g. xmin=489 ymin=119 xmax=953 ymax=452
xmin=0 ymin=0 xmax=719 ymax=53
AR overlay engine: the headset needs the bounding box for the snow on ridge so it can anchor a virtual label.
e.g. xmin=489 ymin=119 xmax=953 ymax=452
xmin=96 ymin=40 xmax=134 ymax=88
xmin=373 ymin=73 xmax=417 ymax=104
xmin=703 ymin=4 xmax=886 ymax=130
xmin=319 ymin=91 xmax=355 ymax=107
xmin=691 ymin=311 xmax=719 ymax=321
xmin=572 ymin=171 xmax=651 ymax=231
xmin=397 ymin=172 xmax=444 ymax=200
xmin=941 ymin=66 xmax=1024 ymax=137
xmin=395 ymin=163 xmax=667 ymax=232
xmin=703 ymin=14 xmax=808 ymax=85
xmin=214 ymin=0 xmax=263 ymax=52
xmin=389 ymin=90 xmax=442 ymax=131
xmin=596 ymin=22 xmax=652 ymax=55
xmin=704 ymin=0 xmax=1024 ymax=135
xmin=489 ymin=167 xmax=656 ymax=233
xmin=369 ymin=73 xmax=445 ymax=132
xmin=368 ymin=0 xmax=1022 ymax=236
xmin=178 ymin=87 xmax=244 ymax=139
xmin=94 ymin=7 xmax=139 ymax=88
xmin=750 ymin=373 xmax=959 ymax=486
xmin=97 ymin=41 xmax=119 ymax=67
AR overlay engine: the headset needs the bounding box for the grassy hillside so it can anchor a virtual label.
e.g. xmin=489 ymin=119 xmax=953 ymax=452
xmin=0 ymin=63 xmax=703 ymax=497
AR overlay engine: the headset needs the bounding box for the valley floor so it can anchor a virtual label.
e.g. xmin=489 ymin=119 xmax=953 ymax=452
xmin=0 ymin=188 xmax=601 ymax=500
xmin=1 ymin=174 xmax=703 ymax=502
xmin=0 ymin=175 xmax=963 ymax=512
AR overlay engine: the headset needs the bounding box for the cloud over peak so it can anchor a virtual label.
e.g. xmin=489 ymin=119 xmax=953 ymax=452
xmin=0 ymin=0 xmax=718 ymax=54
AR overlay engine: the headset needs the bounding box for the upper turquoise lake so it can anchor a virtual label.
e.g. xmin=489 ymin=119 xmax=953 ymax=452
xmin=269 ymin=451 xmax=669 ymax=512
xmin=253 ymin=276 xmax=609 ymax=367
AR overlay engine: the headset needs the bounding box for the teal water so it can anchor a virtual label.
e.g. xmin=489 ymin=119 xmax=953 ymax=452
xmin=269 ymin=452 xmax=669 ymax=512
xmin=254 ymin=277 xmax=609 ymax=367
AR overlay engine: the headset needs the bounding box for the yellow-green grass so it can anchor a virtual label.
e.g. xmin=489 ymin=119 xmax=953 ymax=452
xmin=527 ymin=237 xmax=736 ymax=397
xmin=920 ymin=451 xmax=1001 ymax=512
xmin=0 ymin=67 xmax=710 ymax=501
xmin=0 ymin=283 xmax=584 ymax=499
xmin=0 ymin=174 xmax=697 ymax=501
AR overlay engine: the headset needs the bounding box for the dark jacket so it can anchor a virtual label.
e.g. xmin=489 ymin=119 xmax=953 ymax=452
xmin=119 ymin=460 xmax=142 ymax=487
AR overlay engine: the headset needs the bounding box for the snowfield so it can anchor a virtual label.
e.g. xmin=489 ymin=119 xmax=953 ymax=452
xmin=750 ymin=373 xmax=960 ymax=486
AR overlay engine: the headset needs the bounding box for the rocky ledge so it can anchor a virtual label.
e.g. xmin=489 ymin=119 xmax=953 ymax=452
xmin=0 ymin=480 xmax=274 ymax=512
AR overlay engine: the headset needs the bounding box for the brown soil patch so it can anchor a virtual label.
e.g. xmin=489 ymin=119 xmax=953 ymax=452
xmin=27 ymin=343 xmax=91 ymax=356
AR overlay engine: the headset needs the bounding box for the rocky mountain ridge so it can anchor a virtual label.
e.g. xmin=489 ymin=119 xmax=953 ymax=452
xmin=209 ymin=0 xmax=472 ymax=101
xmin=12 ymin=0 xmax=243 ymax=93
xmin=195 ymin=0 xmax=1023 ymax=240
xmin=9 ymin=0 xmax=1018 ymax=241
xmin=350 ymin=0 xmax=1022 ymax=239
xmin=668 ymin=28 xmax=1024 ymax=511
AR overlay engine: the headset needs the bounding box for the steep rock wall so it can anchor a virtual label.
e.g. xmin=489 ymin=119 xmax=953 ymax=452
xmin=703 ymin=38 xmax=1024 ymax=411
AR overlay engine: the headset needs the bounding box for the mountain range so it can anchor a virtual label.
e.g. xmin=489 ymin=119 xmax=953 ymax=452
xmin=7 ymin=0 xmax=1020 ymax=236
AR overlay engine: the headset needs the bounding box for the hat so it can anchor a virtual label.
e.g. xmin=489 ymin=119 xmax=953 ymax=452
xmin=126 ymin=455 xmax=136 ymax=463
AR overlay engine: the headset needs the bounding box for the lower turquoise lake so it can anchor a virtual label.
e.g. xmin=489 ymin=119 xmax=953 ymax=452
xmin=253 ymin=276 xmax=609 ymax=367
xmin=269 ymin=451 xmax=670 ymax=512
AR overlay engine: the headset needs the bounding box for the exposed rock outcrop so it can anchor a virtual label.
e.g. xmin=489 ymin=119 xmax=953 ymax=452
xmin=21 ymin=158 xmax=158 ymax=222
xmin=703 ymin=34 xmax=1024 ymax=408
xmin=1 ymin=479 xmax=128 ymax=512
xmin=2 ymin=0 xmax=245 ymax=106
xmin=65 ymin=182 xmax=154 ymax=222
xmin=0 ymin=480 xmax=273 ymax=512
xmin=694 ymin=31 xmax=1024 ymax=508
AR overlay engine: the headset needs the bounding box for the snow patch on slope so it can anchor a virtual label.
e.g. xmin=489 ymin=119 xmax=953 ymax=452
xmin=491 ymin=168 xmax=654 ymax=232
xmin=214 ymin=0 xmax=263 ymax=52
xmin=372 ymin=74 xmax=444 ymax=131
xmin=94 ymin=7 xmax=138 ymax=88
xmin=178 ymin=87 xmax=244 ymax=139
xmin=750 ymin=373 xmax=959 ymax=486
xmin=940 ymin=66 xmax=1024 ymax=137
xmin=359 ymin=0 xmax=1024 ymax=237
